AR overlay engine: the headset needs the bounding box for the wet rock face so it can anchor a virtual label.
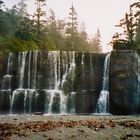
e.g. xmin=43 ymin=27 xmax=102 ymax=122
xmin=74 ymin=52 xmax=105 ymax=92
xmin=75 ymin=91 xmax=99 ymax=114
xmin=109 ymin=50 xmax=140 ymax=115
xmin=74 ymin=52 xmax=106 ymax=113
xmin=0 ymin=51 xmax=106 ymax=114
xmin=1 ymin=50 xmax=140 ymax=115
xmin=0 ymin=53 xmax=7 ymax=88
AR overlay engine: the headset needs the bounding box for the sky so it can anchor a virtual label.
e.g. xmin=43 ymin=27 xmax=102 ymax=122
xmin=4 ymin=0 xmax=136 ymax=52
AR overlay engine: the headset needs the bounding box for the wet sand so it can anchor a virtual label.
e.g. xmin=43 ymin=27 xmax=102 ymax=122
xmin=0 ymin=114 xmax=140 ymax=140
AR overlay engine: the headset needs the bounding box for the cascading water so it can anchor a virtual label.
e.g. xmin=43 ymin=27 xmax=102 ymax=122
xmin=27 ymin=51 xmax=31 ymax=89
xmin=44 ymin=51 xmax=76 ymax=114
xmin=18 ymin=52 xmax=27 ymax=89
xmin=2 ymin=51 xmax=77 ymax=114
xmin=134 ymin=52 xmax=140 ymax=94
xmin=1 ymin=51 xmax=140 ymax=115
xmin=33 ymin=51 xmax=38 ymax=89
xmin=45 ymin=52 xmax=64 ymax=114
xmin=1 ymin=53 xmax=14 ymax=90
xmin=96 ymin=53 xmax=110 ymax=114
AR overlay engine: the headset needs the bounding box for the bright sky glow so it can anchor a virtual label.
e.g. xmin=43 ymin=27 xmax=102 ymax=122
xmin=4 ymin=0 xmax=136 ymax=52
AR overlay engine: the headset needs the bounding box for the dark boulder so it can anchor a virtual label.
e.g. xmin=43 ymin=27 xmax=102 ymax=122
xmin=109 ymin=50 xmax=140 ymax=115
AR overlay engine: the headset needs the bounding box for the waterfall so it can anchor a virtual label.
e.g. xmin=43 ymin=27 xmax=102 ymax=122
xmin=134 ymin=52 xmax=140 ymax=111
xmin=134 ymin=52 xmax=140 ymax=94
xmin=18 ymin=52 xmax=27 ymax=89
xmin=1 ymin=51 xmax=108 ymax=115
xmin=1 ymin=53 xmax=14 ymax=90
xmin=2 ymin=50 xmax=140 ymax=115
xmin=60 ymin=52 xmax=69 ymax=88
xmin=23 ymin=90 xmax=28 ymax=114
xmin=81 ymin=53 xmax=84 ymax=65
xmin=44 ymin=52 xmax=64 ymax=114
xmin=31 ymin=51 xmax=38 ymax=89
xmin=1 ymin=51 xmax=70 ymax=114
xmin=28 ymin=89 xmax=35 ymax=114
xmin=81 ymin=53 xmax=85 ymax=76
xmin=9 ymin=52 xmax=27 ymax=114
xmin=96 ymin=53 xmax=110 ymax=114
xmin=90 ymin=54 xmax=93 ymax=74
xmin=10 ymin=89 xmax=19 ymax=114
xmin=47 ymin=51 xmax=61 ymax=89
xmin=46 ymin=90 xmax=67 ymax=114
xmin=27 ymin=51 xmax=32 ymax=89
xmin=44 ymin=51 xmax=76 ymax=114
xmin=0 ymin=51 xmax=110 ymax=115
xmin=7 ymin=52 xmax=13 ymax=74
xmin=69 ymin=52 xmax=76 ymax=91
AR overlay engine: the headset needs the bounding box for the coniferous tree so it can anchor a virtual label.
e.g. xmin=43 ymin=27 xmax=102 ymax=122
xmin=79 ymin=22 xmax=88 ymax=40
xmin=88 ymin=29 xmax=102 ymax=53
xmin=95 ymin=29 xmax=102 ymax=52
xmin=14 ymin=0 xmax=34 ymax=41
xmin=65 ymin=3 xmax=78 ymax=50
xmin=34 ymin=0 xmax=47 ymax=41
xmin=131 ymin=1 xmax=140 ymax=44
xmin=116 ymin=6 xmax=136 ymax=44
xmin=17 ymin=0 xmax=27 ymax=17
xmin=57 ymin=19 xmax=66 ymax=37
xmin=113 ymin=1 xmax=140 ymax=50
xmin=47 ymin=9 xmax=64 ymax=50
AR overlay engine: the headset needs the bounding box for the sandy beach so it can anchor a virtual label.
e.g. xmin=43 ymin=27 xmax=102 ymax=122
xmin=0 ymin=114 xmax=140 ymax=140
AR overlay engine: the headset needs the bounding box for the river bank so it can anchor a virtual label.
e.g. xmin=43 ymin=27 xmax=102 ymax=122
xmin=0 ymin=115 xmax=140 ymax=140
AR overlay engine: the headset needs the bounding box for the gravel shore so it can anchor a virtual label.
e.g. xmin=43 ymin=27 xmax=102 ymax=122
xmin=0 ymin=114 xmax=140 ymax=140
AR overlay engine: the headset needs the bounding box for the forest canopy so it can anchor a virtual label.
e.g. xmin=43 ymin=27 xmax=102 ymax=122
xmin=112 ymin=0 xmax=140 ymax=51
xmin=0 ymin=0 xmax=102 ymax=53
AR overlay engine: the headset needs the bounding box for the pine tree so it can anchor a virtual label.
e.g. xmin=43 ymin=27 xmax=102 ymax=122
xmin=116 ymin=6 xmax=135 ymax=44
xmin=79 ymin=22 xmax=87 ymax=40
xmin=66 ymin=3 xmax=78 ymax=49
xmin=130 ymin=1 xmax=140 ymax=44
xmin=17 ymin=0 xmax=27 ymax=17
xmin=57 ymin=19 xmax=66 ymax=37
xmin=34 ymin=0 xmax=47 ymax=40
xmin=89 ymin=29 xmax=102 ymax=53
xmin=47 ymin=9 xmax=64 ymax=50
xmin=66 ymin=3 xmax=78 ymax=36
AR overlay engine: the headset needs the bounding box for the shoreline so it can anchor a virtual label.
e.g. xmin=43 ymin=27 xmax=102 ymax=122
xmin=0 ymin=115 xmax=140 ymax=140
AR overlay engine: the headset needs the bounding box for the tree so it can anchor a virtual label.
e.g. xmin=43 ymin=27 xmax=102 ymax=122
xmin=48 ymin=9 xmax=56 ymax=25
xmin=112 ymin=1 xmax=140 ymax=50
xmin=130 ymin=1 xmax=140 ymax=45
xmin=14 ymin=0 xmax=35 ymax=41
xmin=66 ymin=3 xmax=78 ymax=35
xmin=0 ymin=7 xmax=21 ymax=37
xmin=34 ymin=0 xmax=47 ymax=41
xmin=46 ymin=9 xmax=65 ymax=50
xmin=95 ymin=29 xmax=102 ymax=52
xmin=115 ymin=6 xmax=136 ymax=45
xmin=65 ymin=3 xmax=78 ymax=50
xmin=57 ymin=19 xmax=66 ymax=37
xmin=89 ymin=29 xmax=102 ymax=52
xmin=79 ymin=22 xmax=88 ymax=40
xmin=16 ymin=0 xmax=27 ymax=17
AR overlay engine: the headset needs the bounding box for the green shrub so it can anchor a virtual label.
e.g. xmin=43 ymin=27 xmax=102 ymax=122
xmin=1 ymin=37 xmax=39 ymax=52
